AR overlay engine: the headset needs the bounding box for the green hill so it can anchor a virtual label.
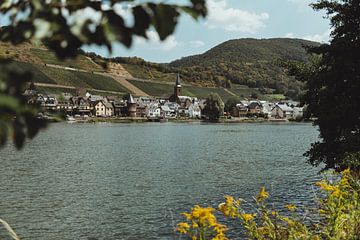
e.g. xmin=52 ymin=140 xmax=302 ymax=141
xmin=0 ymin=38 xmax=319 ymax=100
xmin=113 ymin=38 xmax=319 ymax=99
xmin=168 ymin=38 xmax=319 ymax=99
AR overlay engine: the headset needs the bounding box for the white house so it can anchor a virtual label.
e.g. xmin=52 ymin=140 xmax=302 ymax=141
xmin=146 ymin=103 xmax=161 ymax=118
xmin=271 ymin=104 xmax=294 ymax=119
xmin=94 ymin=100 xmax=114 ymax=117
xmin=188 ymin=103 xmax=201 ymax=118
xmin=261 ymin=102 xmax=275 ymax=118
xmin=160 ymin=105 xmax=172 ymax=118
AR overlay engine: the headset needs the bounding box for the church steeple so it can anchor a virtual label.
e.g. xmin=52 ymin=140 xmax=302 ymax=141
xmin=174 ymin=73 xmax=181 ymax=99
xmin=176 ymin=73 xmax=181 ymax=87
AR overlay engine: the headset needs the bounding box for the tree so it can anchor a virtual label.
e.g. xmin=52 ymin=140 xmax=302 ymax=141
xmin=300 ymin=0 xmax=360 ymax=171
xmin=0 ymin=0 xmax=207 ymax=149
xmin=224 ymin=96 xmax=240 ymax=113
xmin=203 ymin=93 xmax=224 ymax=121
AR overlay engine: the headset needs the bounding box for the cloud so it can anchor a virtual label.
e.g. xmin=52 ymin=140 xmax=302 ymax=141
xmin=135 ymin=30 xmax=179 ymax=51
xmin=284 ymin=32 xmax=295 ymax=38
xmin=284 ymin=30 xmax=332 ymax=43
xmin=205 ymin=0 xmax=269 ymax=33
xmin=303 ymin=30 xmax=332 ymax=43
xmin=189 ymin=40 xmax=205 ymax=48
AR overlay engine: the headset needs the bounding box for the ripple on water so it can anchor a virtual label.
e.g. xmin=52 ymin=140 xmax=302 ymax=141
xmin=0 ymin=122 xmax=320 ymax=239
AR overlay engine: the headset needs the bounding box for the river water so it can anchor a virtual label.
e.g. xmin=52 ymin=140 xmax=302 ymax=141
xmin=0 ymin=122 xmax=320 ymax=239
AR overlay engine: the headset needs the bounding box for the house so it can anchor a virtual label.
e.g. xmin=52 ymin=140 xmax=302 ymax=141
xmin=113 ymin=100 xmax=127 ymax=116
xmin=248 ymin=101 xmax=262 ymax=114
xmin=72 ymin=97 xmax=92 ymax=116
xmin=232 ymin=103 xmax=248 ymax=117
xmin=57 ymin=96 xmax=74 ymax=113
xmin=261 ymin=102 xmax=275 ymax=118
xmin=146 ymin=103 xmax=161 ymax=118
xmin=94 ymin=100 xmax=114 ymax=117
xmin=271 ymin=104 xmax=294 ymax=119
xmin=160 ymin=105 xmax=172 ymax=118
xmin=88 ymin=94 xmax=104 ymax=103
xmin=163 ymin=102 xmax=179 ymax=118
xmin=188 ymin=103 xmax=201 ymax=118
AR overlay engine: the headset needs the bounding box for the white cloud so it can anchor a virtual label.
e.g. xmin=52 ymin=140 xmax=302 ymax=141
xmin=304 ymin=30 xmax=332 ymax=43
xmin=284 ymin=30 xmax=332 ymax=43
xmin=205 ymin=0 xmax=269 ymax=33
xmin=189 ymin=40 xmax=205 ymax=48
xmin=135 ymin=30 xmax=179 ymax=51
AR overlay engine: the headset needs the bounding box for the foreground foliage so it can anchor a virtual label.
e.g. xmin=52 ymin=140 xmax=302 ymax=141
xmin=0 ymin=0 xmax=207 ymax=149
xmin=0 ymin=60 xmax=47 ymax=149
xmin=299 ymin=0 xmax=360 ymax=171
xmin=177 ymin=169 xmax=360 ymax=239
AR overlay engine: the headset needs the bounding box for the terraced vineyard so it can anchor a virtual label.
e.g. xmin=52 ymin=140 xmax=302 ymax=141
xmin=37 ymin=66 xmax=128 ymax=92
xmin=129 ymin=80 xmax=266 ymax=101
xmin=122 ymin=63 xmax=176 ymax=82
xmin=0 ymin=61 xmax=56 ymax=84
xmin=30 ymin=48 xmax=104 ymax=72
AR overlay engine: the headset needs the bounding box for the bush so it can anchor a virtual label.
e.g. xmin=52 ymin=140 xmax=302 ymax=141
xmin=177 ymin=169 xmax=360 ymax=239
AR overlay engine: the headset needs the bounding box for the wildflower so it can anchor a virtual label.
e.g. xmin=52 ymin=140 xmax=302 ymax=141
xmin=176 ymin=222 xmax=190 ymax=234
xmin=256 ymin=187 xmax=269 ymax=203
xmin=241 ymin=213 xmax=255 ymax=222
xmin=182 ymin=212 xmax=192 ymax=220
xmin=271 ymin=210 xmax=278 ymax=217
xmin=218 ymin=196 xmax=239 ymax=218
xmin=316 ymin=180 xmax=336 ymax=192
xmin=225 ymin=195 xmax=233 ymax=205
xmin=285 ymin=204 xmax=297 ymax=212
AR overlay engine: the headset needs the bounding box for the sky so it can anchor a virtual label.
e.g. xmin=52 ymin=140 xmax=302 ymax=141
xmin=1 ymin=0 xmax=332 ymax=63
xmin=88 ymin=0 xmax=331 ymax=62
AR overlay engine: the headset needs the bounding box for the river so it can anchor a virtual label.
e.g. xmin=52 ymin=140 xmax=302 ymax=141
xmin=0 ymin=122 xmax=320 ymax=239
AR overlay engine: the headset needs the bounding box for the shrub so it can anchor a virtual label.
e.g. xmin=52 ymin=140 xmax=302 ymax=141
xmin=177 ymin=169 xmax=360 ymax=239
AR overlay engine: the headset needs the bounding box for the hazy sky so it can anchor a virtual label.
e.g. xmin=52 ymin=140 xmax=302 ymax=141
xmin=1 ymin=0 xmax=331 ymax=63
xmin=85 ymin=0 xmax=331 ymax=63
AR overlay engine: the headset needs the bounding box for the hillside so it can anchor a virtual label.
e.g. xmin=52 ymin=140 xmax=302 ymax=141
xmin=112 ymin=38 xmax=319 ymax=99
xmin=0 ymin=38 xmax=319 ymax=101
xmin=0 ymin=42 xmax=148 ymax=96
xmin=168 ymin=38 xmax=319 ymax=99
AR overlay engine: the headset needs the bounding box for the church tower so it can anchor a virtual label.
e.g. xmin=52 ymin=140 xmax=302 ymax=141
xmin=174 ymin=73 xmax=181 ymax=99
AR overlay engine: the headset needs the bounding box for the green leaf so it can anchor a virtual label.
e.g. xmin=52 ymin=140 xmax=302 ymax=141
xmin=148 ymin=3 xmax=179 ymax=41
xmin=132 ymin=6 xmax=151 ymax=37
xmin=0 ymin=94 xmax=20 ymax=111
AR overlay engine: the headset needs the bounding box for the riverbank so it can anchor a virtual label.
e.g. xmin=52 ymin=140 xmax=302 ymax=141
xmin=60 ymin=116 xmax=310 ymax=124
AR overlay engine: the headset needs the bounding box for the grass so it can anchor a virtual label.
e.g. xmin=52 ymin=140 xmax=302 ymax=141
xmin=122 ymin=63 xmax=176 ymax=82
xmin=265 ymin=94 xmax=286 ymax=101
xmin=0 ymin=61 xmax=56 ymax=84
xmin=130 ymin=80 xmax=174 ymax=96
xmin=37 ymin=67 xmax=128 ymax=92
xmin=36 ymin=86 xmax=125 ymax=97
xmin=30 ymin=48 xmax=104 ymax=72
xmin=129 ymin=80 xmax=257 ymax=101
xmin=36 ymin=86 xmax=76 ymax=95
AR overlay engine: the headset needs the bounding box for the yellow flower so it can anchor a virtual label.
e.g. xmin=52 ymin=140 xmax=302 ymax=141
xmin=192 ymin=236 xmax=197 ymax=240
xmin=182 ymin=212 xmax=192 ymax=220
xmin=241 ymin=213 xmax=255 ymax=222
xmin=176 ymin=222 xmax=190 ymax=234
xmin=316 ymin=180 xmax=336 ymax=192
xmin=271 ymin=210 xmax=278 ymax=217
xmin=285 ymin=204 xmax=297 ymax=212
xmin=256 ymin=187 xmax=269 ymax=203
xmin=225 ymin=195 xmax=234 ymax=205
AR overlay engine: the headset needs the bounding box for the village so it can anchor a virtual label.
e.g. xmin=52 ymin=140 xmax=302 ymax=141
xmin=24 ymin=74 xmax=304 ymax=122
